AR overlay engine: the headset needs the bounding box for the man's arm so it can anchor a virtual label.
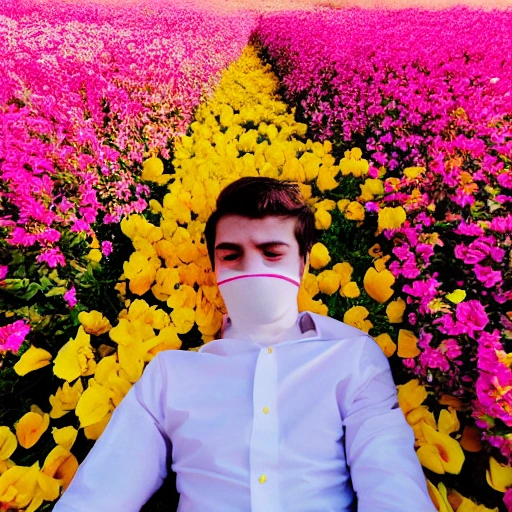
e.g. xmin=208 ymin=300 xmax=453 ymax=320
xmin=342 ymin=336 xmax=437 ymax=512
xmin=53 ymin=354 xmax=171 ymax=512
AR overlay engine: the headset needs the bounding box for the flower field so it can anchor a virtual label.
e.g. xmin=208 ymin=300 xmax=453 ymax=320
xmin=1 ymin=1 xmax=512 ymax=511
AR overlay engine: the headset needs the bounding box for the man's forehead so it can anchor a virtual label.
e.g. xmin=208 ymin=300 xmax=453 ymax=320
xmin=215 ymin=217 xmax=295 ymax=248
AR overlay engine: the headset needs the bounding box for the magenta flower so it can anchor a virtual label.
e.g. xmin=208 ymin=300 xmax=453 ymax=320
xmin=0 ymin=266 xmax=7 ymax=280
xmin=455 ymin=300 xmax=489 ymax=338
xmin=63 ymin=286 xmax=77 ymax=308
xmin=0 ymin=320 xmax=31 ymax=354
xmin=474 ymin=264 xmax=502 ymax=288
xmin=101 ymin=240 xmax=113 ymax=257
xmin=36 ymin=247 xmax=66 ymax=268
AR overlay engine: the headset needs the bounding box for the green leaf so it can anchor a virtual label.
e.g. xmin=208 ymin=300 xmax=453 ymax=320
xmin=40 ymin=277 xmax=52 ymax=290
xmin=44 ymin=286 xmax=68 ymax=297
xmin=22 ymin=282 xmax=42 ymax=300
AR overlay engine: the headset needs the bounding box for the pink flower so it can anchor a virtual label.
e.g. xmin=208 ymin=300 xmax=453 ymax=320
xmin=455 ymin=300 xmax=489 ymax=338
xmin=101 ymin=240 xmax=113 ymax=257
xmin=63 ymin=286 xmax=77 ymax=308
xmin=36 ymin=247 xmax=66 ymax=268
xmin=453 ymin=219 xmax=484 ymax=236
xmin=503 ymin=488 xmax=512 ymax=512
xmin=474 ymin=264 xmax=502 ymax=288
xmin=0 ymin=266 xmax=7 ymax=280
xmin=0 ymin=320 xmax=31 ymax=354
xmin=6 ymin=227 xmax=37 ymax=247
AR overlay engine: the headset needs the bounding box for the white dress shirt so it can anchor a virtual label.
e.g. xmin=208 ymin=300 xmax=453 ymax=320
xmin=53 ymin=310 xmax=437 ymax=512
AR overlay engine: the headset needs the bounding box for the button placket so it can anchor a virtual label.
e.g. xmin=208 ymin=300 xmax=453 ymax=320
xmin=249 ymin=346 xmax=280 ymax=511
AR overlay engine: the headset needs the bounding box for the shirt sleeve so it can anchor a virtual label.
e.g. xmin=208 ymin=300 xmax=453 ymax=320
xmin=342 ymin=336 xmax=437 ymax=512
xmin=53 ymin=353 xmax=171 ymax=512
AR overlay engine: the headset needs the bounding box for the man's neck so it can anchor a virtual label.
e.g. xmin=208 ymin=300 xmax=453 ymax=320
xmin=222 ymin=312 xmax=304 ymax=346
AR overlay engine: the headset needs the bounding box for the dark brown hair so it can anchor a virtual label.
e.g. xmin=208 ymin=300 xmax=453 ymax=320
xmin=204 ymin=177 xmax=317 ymax=272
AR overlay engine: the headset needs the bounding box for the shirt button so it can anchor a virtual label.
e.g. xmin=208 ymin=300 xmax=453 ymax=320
xmin=263 ymin=406 xmax=269 ymax=414
xmin=259 ymin=474 xmax=267 ymax=484
xmin=267 ymin=347 xmax=273 ymax=354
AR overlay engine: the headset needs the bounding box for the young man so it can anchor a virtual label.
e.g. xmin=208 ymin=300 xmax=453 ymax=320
xmin=53 ymin=177 xmax=437 ymax=511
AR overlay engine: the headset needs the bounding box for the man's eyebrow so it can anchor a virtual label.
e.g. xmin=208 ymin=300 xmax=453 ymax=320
xmin=215 ymin=241 xmax=290 ymax=251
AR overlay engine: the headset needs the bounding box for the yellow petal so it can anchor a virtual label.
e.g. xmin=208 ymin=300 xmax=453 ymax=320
xmin=426 ymin=480 xmax=455 ymax=512
xmin=445 ymin=289 xmax=466 ymax=304
xmin=386 ymin=297 xmax=406 ymax=323
xmin=0 ymin=427 xmax=17 ymax=461
xmin=378 ymin=206 xmax=406 ymax=231
xmin=421 ymin=423 xmax=465 ymax=474
xmin=372 ymin=333 xmax=397 ymax=357
xmin=363 ymin=267 xmax=395 ymax=304
xmin=75 ymin=384 xmax=114 ymax=428
xmin=13 ymin=346 xmax=52 ymax=377
xmin=397 ymin=329 xmax=420 ymax=358
xmin=486 ymin=456 xmax=512 ymax=492
xmin=397 ymin=379 xmax=428 ymax=415
xmin=51 ymin=426 xmax=78 ymax=451
xmin=14 ymin=411 xmax=50 ymax=449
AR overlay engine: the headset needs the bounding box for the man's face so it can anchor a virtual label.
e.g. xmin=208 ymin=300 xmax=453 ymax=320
xmin=214 ymin=214 xmax=308 ymax=282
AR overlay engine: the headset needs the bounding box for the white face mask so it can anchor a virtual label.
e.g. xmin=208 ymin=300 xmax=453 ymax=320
xmin=216 ymin=257 xmax=306 ymax=342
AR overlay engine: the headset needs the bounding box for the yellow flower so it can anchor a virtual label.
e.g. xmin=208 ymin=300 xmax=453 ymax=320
xmin=51 ymin=426 xmax=78 ymax=451
xmin=0 ymin=427 xmax=17 ymax=461
xmin=13 ymin=345 xmax=52 ymax=377
xmin=407 ymin=406 xmax=437 ymax=446
xmin=448 ymin=489 xmax=499 ymax=512
xmin=386 ymin=297 xmax=406 ymax=323
xmin=416 ymin=423 xmax=465 ymax=474
xmin=120 ymin=214 xmax=154 ymax=240
xmin=86 ymin=248 xmax=102 ymax=263
xmin=317 ymin=270 xmax=341 ymax=295
xmin=314 ymin=208 xmax=332 ymax=230
xmin=219 ymin=104 xmax=234 ymax=127
xmin=42 ymin=444 xmax=78 ymax=493
xmin=53 ymin=326 xmax=96 ymax=382
xmin=378 ymin=206 xmax=407 ymax=231
xmin=78 ymin=310 xmax=112 ymax=336
xmin=359 ymin=178 xmax=384 ymax=202
xmin=75 ymin=381 xmax=115 ymax=428
xmin=344 ymin=201 xmax=365 ymax=221
xmin=374 ymin=255 xmax=391 ymax=272
xmin=310 ymin=242 xmax=331 ymax=269
xmin=486 ymin=456 xmax=512 ymax=492
xmin=438 ymin=407 xmax=460 ymax=435
xmin=141 ymin=156 xmax=171 ymax=184
xmin=316 ymin=165 xmax=339 ymax=193
xmin=363 ymin=267 xmax=395 ymax=303
xmin=397 ymin=329 xmax=420 ymax=358
xmin=14 ymin=406 xmax=50 ymax=449
xmin=49 ymin=378 xmax=84 ymax=419
xmin=397 ymin=379 xmax=428 ymax=415
xmin=340 ymin=281 xmax=360 ymax=298
xmin=445 ymin=289 xmax=466 ymax=304
xmin=343 ymin=306 xmax=373 ymax=333
xmin=123 ymin=251 xmax=161 ymax=296
xmin=170 ymin=307 xmax=196 ymax=334
xmin=404 ymin=166 xmax=425 ymax=179
xmin=372 ymin=333 xmax=396 ymax=357
xmin=337 ymin=198 xmax=351 ymax=213
xmin=0 ymin=462 xmax=39 ymax=510
xmin=427 ymin=480 xmax=454 ymax=512
xmin=333 ymin=262 xmax=353 ymax=286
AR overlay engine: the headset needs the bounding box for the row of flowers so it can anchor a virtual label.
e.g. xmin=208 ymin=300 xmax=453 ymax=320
xmin=254 ymin=8 xmax=512 ymax=510
xmin=2 ymin=32 xmax=510 ymax=509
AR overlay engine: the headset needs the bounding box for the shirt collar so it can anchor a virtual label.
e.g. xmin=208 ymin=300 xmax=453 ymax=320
xmin=197 ymin=310 xmax=324 ymax=356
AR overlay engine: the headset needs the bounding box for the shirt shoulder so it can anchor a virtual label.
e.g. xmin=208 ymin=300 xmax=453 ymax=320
xmin=307 ymin=311 xmax=372 ymax=344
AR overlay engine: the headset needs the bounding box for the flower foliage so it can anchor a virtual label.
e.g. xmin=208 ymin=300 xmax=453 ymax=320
xmin=255 ymin=6 xmax=512 ymax=511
